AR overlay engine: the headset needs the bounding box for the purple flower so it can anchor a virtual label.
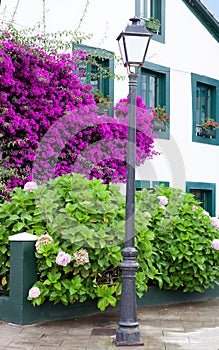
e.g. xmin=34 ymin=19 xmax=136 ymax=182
xmin=211 ymin=218 xmax=219 ymax=230
xmin=212 ymin=239 xmax=219 ymax=250
xmin=28 ymin=286 xmax=40 ymax=298
xmin=0 ymin=30 xmax=156 ymax=196
xmin=191 ymin=205 xmax=198 ymax=211
xmin=56 ymin=252 xmax=71 ymax=266
xmin=157 ymin=195 xmax=168 ymax=206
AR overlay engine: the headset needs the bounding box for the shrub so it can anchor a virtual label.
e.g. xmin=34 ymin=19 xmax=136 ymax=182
xmin=0 ymin=173 xmax=154 ymax=309
xmin=0 ymin=30 xmax=94 ymax=193
xmin=0 ymin=28 xmax=156 ymax=198
xmin=136 ymin=185 xmax=219 ymax=293
xmin=1 ymin=177 xmax=218 ymax=310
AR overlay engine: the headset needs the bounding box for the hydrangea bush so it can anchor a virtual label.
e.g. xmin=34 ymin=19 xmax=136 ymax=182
xmin=0 ymin=173 xmax=154 ymax=309
xmin=0 ymin=174 xmax=218 ymax=309
xmin=136 ymin=185 xmax=219 ymax=293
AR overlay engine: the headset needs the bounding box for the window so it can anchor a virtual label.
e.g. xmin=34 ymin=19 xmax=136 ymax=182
xmin=196 ymin=83 xmax=215 ymax=125
xmin=73 ymin=44 xmax=114 ymax=115
xmin=192 ymin=74 xmax=219 ymax=145
xmin=141 ymin=70 xmax=163 ymax=108
xmin=135 ymin=180 xmax=150 ymax=191
xmin=135 ymin=0 xmax=166 ymax=43
xmin=150 ymin=0 xmax=162 ymax=24
xmin=135 ymin=180 xmax=169 ymax=191
xmin=85 ymin=58 xmax=110 ymax=96
xmin=152 ymin=181 xmax=169 ymax=187
xmin=139 ymin=62 xmax=170 ymax=139
xmin=186 ymin=182 xmax=216 ymax=217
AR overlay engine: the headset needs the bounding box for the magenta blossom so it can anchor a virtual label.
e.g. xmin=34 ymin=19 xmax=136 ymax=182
xmin=56 ymin=252 xmax=71 ymax=266
xmin=28 ymin=286 xmax=40 ymax=299
xmin=212 ymin=239 xmax=219 ymax=250
xmin=0 ymin=29 xmax=156 ymax=197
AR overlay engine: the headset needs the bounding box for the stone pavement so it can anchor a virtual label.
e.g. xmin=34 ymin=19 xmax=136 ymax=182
xmin=0 ymin=298 xmax=219 ymax=350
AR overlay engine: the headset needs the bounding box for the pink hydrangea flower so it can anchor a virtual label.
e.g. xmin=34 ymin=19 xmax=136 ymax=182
xmin=28 ymin=286 xmax=40 ymax=299
xmin=212 ymin=239 xmax=219 ymax=250
xmin=35 ymin=234 xmax=53 ymax=252
xmin=24 ymin=181 xmax=38 ymax=191
xmin=191 ymin=205 xmax=198 ymax=211
xmin=211 ymin=217 xmax=219 ymax=230
xmin=74 ymin=249 xmax=89 ymax=266
xmin=56 ymin=252 xmax=71 ymax=266
xmin=157 ymin=195 xmax=168 ymax=206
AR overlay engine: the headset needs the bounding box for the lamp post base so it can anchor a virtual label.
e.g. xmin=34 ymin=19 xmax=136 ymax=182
xmin=115 ymin=325 xmax=144 ymax=346
xmin=115 ymin=247 xmax=144 ymax=347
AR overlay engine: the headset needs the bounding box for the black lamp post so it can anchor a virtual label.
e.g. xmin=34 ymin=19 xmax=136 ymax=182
xmin=115 ymin=18 xmax=152 ymax=347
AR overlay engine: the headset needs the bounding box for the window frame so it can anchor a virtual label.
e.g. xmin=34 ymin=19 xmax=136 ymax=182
xmin=196 ymin=83 xmax=215 ymax=125
xmin=135 ymin=0 xmax=166 ymax=43
xmin=186 ymin=181 xmax=216 ymax=217
xmin=72 ymin=43 xmax=114 ymax=114
xmin=152 ymin=181 xmax=169 ymax=187
xmin=192 ymin=73 xmax=219 ymax=145
xmin=135 ymin=180 xmax=150 ymax=190
xmin=135 ymin=180 xmax=169 ymax=190
xmin=138 ymin=62 xmax=170 ymax=140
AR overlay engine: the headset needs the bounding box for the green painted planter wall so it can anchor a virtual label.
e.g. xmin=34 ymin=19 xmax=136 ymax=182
xmin=0 ymin=233 xmax=218 ymax=325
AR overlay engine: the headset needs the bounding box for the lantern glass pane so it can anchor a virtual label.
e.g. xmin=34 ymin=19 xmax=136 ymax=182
xmin=125 ymin=35 xmax=150 ymax=65
xmin=118 ymin=36 xmax=127 ymax=66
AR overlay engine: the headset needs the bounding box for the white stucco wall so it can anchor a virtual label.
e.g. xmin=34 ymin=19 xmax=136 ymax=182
xmin=1 ymin=0 xmax=219 ymax=214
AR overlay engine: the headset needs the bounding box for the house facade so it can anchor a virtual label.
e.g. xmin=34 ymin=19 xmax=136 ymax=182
xmin=1 ymin=0 xmax=219 ymax=216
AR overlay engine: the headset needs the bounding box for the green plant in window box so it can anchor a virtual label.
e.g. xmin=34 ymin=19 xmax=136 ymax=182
xmin=151 ymin=105 xmax=169 ymax=132
xmin=197 ymin=117 xmax=219 ymax=139
xmin=201 ymin=118 xmax=219 ymax=130
xmin=93 ymin=89 xmax=111 ymax=115
xmin=145 ymin=17 xmax=160 ymax=33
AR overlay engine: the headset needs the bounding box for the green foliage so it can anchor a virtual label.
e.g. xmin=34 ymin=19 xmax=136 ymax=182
xmin=0 ymin=23 xmax=92 ymax=54
xmin=136 ymin=185 xmax=219 ymax=293
xmin=0 ymin=176 xmax=218 ymax=309
xmin=0 ymin=173 xmax=154 ymax=308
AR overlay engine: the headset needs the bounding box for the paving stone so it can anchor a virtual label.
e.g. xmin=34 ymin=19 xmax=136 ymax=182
xmin=0 ymin=298 xmax=219 ymax=349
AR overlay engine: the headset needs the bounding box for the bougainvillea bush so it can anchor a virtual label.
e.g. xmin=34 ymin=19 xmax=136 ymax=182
xmin=0 ymin=29 xmax=93 ymax=195
xmin=33 ymin=96 xmax=156 ymax=185
xmin=0 ymin=28 xmax=156 ymax=201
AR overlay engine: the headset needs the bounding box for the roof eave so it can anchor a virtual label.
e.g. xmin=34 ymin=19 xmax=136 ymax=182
xmin=182 ymin=0 xmax=219 ymax=42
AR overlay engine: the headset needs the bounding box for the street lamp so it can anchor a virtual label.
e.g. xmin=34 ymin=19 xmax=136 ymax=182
xmin=115 ymin=18 xmax=152 ymax=346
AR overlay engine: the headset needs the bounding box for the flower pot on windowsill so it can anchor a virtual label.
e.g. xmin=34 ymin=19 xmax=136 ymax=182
xmin=196 ymin=125 xmax=216 ymax=139
xmin=145 ymin=19 xmax=160 ymax=33
xmin=97 ymin=104 xmax=110 ymax=116
xmin=153 ymin=119 xmax=166 ymax=132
